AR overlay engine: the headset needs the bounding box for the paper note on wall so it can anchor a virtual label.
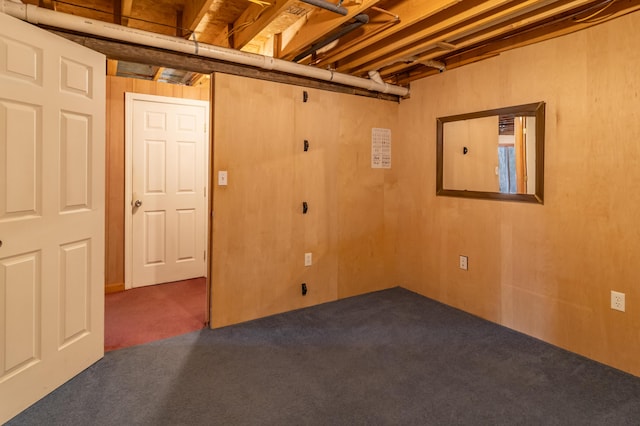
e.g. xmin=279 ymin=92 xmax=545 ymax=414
xmin=371 ymin=128 xmax=391 ymax=169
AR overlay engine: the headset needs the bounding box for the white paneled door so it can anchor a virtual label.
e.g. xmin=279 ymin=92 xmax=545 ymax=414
xmin=126 ymin=94 xmax=208 ymax=288
xmin=0 ymin=13 xmax=105 ymax=423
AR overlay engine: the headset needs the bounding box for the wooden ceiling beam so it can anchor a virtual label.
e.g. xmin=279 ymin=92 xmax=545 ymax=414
xmin=121 ymin=0 xmax=133 ymax=26
xmin=337 ymin=0 xmax=520 ymax=74
xmin=278 ymin=0 xmax=381 ymax=61
xmin=152 ymin=66 xmax=165 ymax=81
xmin=210 ymin=25 xmax=231 ymax=48
xmin=313 ymin=0 xmax=460 ymax=68
xmin=380 ymin=0 xmax=600 ymax=79
xmin=50 ymin=30 xmax=399 ymax=101
xmin=393 ymin=1 xmax=640 ymax=85
xmin=182 ymin=0 xmax=215 ymax=37
xmin=190 ymin=73 xmax=209 ymax=87
xmin=231 ymin=0 xmax=298 ymax=50
xmin=38 ymin=0 xmax=57 ymax=10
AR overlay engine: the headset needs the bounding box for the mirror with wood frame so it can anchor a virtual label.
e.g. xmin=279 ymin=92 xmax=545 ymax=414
xmin=436 ymin=102 xmax=545 ymax=203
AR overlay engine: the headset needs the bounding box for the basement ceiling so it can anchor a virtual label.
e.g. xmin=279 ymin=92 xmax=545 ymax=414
xmin=22 ymin=0 xmax=640 ymax=88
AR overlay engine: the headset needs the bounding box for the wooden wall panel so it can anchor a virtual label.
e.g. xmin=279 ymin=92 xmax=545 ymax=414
xmin=337 ymin=96 xmax=398 ymax=299
xmin=389 ymin=12 xmax=640 ymax=376
xmin=104 ymin=76 xmax=209 ymax=292
xmin=211 ymin=74 xmax=398 ymax=327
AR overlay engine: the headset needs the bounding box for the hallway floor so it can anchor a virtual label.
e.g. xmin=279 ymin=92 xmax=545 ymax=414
xmin=105 ymin=278 xmax=207 ymax=351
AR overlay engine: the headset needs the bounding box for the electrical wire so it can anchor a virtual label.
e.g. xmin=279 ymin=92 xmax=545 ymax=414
xmin=226 ymin=1 xmax=274 ymax=41
xmin=573 ymin=0 xmax=617 ymax=23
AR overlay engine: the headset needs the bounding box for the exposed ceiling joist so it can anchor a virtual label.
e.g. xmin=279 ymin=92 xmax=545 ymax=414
xmin=38 ymin=0 xmax=56 ymax=9
xmin=339 ymin=0 xmax=524 ymax=74
xmin=190 ymin=73 xmax=209 ymax=86
xmin=313 ymin=0 xmax=460 ymax=68
xmin=376 ymin=0 xmax=598 ymax=78
xmin=152 ymin=66 xmax=165 ymax=80
xmin=393 ymin=0 xmax=640 ymax=84
xmin=278 ymin=0 xmax=380 ymax=61
xmin=120 ymin=0 xmax=133 ymax=25
xmin=18 ymin=0 xmax=640 ymax=89
xmin=231 ymin=0 xmax=297 ymax=49
xmin=182 ymin=0 xmax=215 ymax=36
xmin=53 ymin=30 xmax=399 ymax=101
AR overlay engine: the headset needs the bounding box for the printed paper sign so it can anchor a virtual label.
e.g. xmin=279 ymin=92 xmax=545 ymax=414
xmin=372 ymin=127 xmax=391 ymax=169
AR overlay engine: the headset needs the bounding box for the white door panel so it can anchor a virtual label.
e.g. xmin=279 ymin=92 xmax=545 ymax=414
xmin=126 ymin=95 xmax=208 ymax=288
xmin=0 ymin=13 xmax=105 ymax=424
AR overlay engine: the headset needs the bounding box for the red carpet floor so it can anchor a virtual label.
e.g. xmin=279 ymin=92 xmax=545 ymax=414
xmin=105 ymin=278 xmax=207 ymax=351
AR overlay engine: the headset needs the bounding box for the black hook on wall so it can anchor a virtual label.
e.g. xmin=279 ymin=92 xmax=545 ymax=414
xmin=304 ymin=140 xmax=309 ymax=152
xmin=463 ymin=147 xmax=468 ymax=155
xmin=302 ymin=201 xmax=308 ymax=214
xmin=301 ymin=283 xmax=308 ymax=295
xmin=303 ymin=91 xmax=309 ymax=103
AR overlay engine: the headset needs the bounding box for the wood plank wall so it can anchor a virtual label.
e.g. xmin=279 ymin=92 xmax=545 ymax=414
xmin=211 ymin=74 xmax=398 ymax=327
xmin=105 ymin=76 xmax=210 ymax=293
xmin=389 ymin=11 xmax=640 ymax=376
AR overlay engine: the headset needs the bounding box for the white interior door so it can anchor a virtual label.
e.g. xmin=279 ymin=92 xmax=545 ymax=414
xmin=0 ymin=13 xmax=105 ymax=423
xmin=126 ymin=94 xmax=208 ymax=288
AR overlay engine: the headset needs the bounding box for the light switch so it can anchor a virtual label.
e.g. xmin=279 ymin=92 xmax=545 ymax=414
xmin=304 ymin=252 xmax=312 ymax=266
xmin=218 ymin=170 xmax=228 ymax=186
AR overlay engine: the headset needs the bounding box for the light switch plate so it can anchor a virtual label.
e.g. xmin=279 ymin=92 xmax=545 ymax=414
xmin=304 ymin=252 xmax=312 ymax=266
xmin=218 ymin=170 xmax=228 ymax=186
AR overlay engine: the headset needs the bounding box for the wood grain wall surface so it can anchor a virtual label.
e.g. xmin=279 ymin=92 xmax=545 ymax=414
xmin=389 ymin=11 xmax=640 ymax=376
xmin=105 ymin=76 xmax=210 ymax=292
xmin=211 ymin=74 xmax=398 ymax=327
xmin=105 ymin=11 xmax=640 ymax=377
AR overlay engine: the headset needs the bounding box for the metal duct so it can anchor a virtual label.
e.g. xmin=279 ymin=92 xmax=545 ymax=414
xmin=300 ymin=0 xmax=348 ymax=16
xmin=293 ymin=14 xmax=369 ymax=63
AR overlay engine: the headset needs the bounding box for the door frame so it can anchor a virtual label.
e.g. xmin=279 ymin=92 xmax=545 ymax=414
xmin=124 ymin=92 xmax=210 ymax=290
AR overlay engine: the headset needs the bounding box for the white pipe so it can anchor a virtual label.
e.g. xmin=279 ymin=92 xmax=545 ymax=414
xmin=1 ymin=1 xmax=409 ymax=97
xmin=368 ymin=70 xmax=384 ymax=85
xmin=422 ymin=60 xmax=446 ymax=72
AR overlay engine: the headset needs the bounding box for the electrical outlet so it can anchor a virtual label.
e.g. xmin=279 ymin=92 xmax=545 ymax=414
xmin=459 ymin=255 xmax=468 ymax=271
xmin=304 ymin=252 xmax=312 ymax=266
xmin=611 ymin=291 xmax=625 ymax=312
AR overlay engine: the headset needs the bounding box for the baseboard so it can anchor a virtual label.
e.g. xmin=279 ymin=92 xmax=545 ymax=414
xmin=105 ymin=282 xmax=125 ymax=294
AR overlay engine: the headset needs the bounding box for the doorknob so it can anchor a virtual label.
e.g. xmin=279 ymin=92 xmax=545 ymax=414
xmin=134 ymin=199 xmax=142 ymax=207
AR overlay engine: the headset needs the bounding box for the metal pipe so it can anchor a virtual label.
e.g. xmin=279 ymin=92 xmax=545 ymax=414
xmin=0 ymin=1 xmax=409 ymax=96
xmin=300 ymin=0 xmax=348 ymax=16
xmin=293 ymin=14 xmax=369 ymax=63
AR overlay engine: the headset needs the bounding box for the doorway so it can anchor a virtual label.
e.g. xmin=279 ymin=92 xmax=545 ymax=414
xmin=124 ymin=93 xmax=209 ymax=289
xmin=104 ymin=78 xmax=212 ymax=351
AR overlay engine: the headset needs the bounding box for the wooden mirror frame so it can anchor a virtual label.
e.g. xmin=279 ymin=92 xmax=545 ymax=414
xmin=436 ymin=102 xmax=545 ymax=204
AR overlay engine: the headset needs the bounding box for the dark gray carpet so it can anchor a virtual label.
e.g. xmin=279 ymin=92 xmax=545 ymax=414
xmin=8 ymin=287 xmax=640 ymax=425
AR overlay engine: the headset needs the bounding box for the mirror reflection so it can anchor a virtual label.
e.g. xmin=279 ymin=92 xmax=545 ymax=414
xmin=436 ymin=102 xmax=545 ymax=203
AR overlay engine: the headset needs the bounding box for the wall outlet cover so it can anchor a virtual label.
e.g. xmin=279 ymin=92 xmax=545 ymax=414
xmin=459 ymin=255 xmax=468 ymax=271
xmin=611 ymin=290 xmax=625 ymax=312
